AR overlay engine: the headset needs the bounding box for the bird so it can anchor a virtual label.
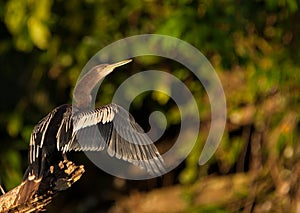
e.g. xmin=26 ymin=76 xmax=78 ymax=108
xmin=19 ymin=59 xmax=165 ymax=202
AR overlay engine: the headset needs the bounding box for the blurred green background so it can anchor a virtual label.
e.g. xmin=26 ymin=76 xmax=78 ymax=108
xmin=0 ymin=0 xmax=300 ymax=212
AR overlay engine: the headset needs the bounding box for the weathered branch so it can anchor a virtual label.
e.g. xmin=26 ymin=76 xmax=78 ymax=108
xmin=0 ymin=160 xmax=84 ymax=212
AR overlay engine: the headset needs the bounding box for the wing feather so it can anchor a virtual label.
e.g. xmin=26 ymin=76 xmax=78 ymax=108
xmin=27 ymin=105 xmax=70 ymax=180
xmin=58 ymin=103 xmax=165 ymax=175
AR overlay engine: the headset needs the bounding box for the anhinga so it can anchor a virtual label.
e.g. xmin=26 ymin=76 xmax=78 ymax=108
xmin=20 ymin=59 xmax=165 ymax=202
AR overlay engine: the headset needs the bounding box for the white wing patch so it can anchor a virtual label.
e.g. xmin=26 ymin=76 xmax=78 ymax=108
xmin=55 ymin=103 xmax=166 ymax=176
xmin=29 ymin=109 xmax=56 ymax=164
xmin=72 ymin=105 xmax=117 ymax=132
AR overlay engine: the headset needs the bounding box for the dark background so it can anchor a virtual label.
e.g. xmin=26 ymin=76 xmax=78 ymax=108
xmin=0 ymin=0 xmax=300 ymax=212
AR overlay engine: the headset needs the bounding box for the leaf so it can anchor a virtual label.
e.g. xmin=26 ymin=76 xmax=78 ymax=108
xmin=27 ymin=17 xmax=51 ymax=50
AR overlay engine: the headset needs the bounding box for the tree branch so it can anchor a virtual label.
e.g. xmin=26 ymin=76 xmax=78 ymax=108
xmin=0 ymin=160 xmax=84 ymax=212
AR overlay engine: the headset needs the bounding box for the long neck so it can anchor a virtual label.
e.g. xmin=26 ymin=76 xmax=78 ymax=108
xmin=73 ymin=60 xmax=131 ymax=109
xmin=73 ymin=68 xmax=100 ymax=109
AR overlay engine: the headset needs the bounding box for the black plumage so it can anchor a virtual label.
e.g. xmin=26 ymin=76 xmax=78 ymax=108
xmin=21 ymin=60 xmax=165 ymax=201
xmin=24 ymin=103 xmax=165 ymax=180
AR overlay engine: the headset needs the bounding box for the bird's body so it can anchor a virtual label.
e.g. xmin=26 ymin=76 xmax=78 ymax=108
xmin=23 ymin=103 xmax=165 ymax=181
xmin=20 ymin=60 xmax=165 ymax=202
xmin=23 ymin=104 xmax=70 ymax=181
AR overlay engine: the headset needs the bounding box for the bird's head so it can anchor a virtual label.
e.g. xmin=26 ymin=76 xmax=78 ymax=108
xmin=73 ymin=59 xmax=132 ymax=109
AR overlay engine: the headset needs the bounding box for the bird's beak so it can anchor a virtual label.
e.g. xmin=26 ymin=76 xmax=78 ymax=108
xmin=106 ymin=59 xmax=132 ymax=70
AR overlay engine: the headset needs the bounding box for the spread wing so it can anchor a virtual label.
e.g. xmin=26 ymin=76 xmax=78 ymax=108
xmin=57 ymin=103 xmax=165 ymax=176
xmin=27 ymin=105 xmax=70 ymax=179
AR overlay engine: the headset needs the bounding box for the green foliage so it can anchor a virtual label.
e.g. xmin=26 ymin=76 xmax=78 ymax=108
xmin=4 ymin=0 xmax=52 ymax=51
xmin=0 ymin=149 xmax=23 ymax=190
xmin=0 ymin=0 xmax=299 ymax=211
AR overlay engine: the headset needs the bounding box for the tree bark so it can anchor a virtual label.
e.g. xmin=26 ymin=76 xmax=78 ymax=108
xmin=0 ymin=160 xmax=84 ymax=212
